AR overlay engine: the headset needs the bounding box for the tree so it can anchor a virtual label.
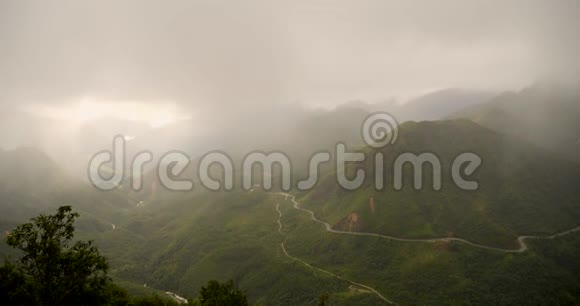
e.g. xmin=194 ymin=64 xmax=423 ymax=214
xmin=131 ymin=294 xmax=179 ymax=306
xmin=0 ymin=205 xmax=128 ymax=305
xmin=0 ymin=259 xmax=37 ymax=304
xmin=318 ymin=293 xmax=329 ymax=306
xmin=197 ymin=280 xmax=249 ymax=306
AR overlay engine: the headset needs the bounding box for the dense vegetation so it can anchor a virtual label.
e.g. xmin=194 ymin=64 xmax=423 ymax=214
xmin=0 ymin=206 xmax=130 ymax=305
xmin=0 ymin=205 xmax=251 ymax=306
xmin=280 ymin=195 xmax=580 ymax=305
xmin=85 ymin=190 xmax=383 ymax=305
xmin=1 ymin=107 xmax=580 ymax=304
xmin=300 ymin=120 xmax=580 ymax=248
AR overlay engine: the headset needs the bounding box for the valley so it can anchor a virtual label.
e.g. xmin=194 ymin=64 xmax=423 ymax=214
xmin=2 ymin=85 xmax=580 ymax=305
xmin=2 ymin=3 xmax=580 ymax=304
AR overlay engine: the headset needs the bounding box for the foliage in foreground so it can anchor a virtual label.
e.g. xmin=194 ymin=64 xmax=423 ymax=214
xmin=0 ymin=205 xmax=252 ymax=306
xmin=0 ymin=205 xmax=128 ymax=305
xmin=195 ymin=279 xmax=249 ymax=306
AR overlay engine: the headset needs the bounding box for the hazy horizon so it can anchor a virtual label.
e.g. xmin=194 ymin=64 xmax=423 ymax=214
xmin=1 ymin=0 xmax=580 ymax=175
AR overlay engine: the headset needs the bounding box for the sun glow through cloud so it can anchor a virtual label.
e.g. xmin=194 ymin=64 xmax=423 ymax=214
xmin=23 ymin=97 xmax=193 ymax=128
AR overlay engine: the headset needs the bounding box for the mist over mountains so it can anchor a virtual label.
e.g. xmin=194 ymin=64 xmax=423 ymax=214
xmin=2 ymin=84 xmax=577 ymax=178
xmin=2 ymin=83 xmax=580 ymax=304
xmin=1 ymin=1 xmax=580 ymax=305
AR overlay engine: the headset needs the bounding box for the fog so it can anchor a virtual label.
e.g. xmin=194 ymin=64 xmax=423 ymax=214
xmin=0 ymin=0 xmax=579 ymax=175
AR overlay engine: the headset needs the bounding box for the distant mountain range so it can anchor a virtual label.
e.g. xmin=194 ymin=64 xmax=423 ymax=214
xmin=1 ymin=84 xmax=579 ymax=304
xmin=449 ymin=84 xmax=580 ymax=162
xmin=343 ymin=88 xmax=496 ymax=122
xmin=300 ymin=119 xmax=580 ymax=248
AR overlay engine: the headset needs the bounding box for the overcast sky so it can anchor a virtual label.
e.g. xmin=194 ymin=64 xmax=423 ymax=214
xmin=1 ymin=0 xmax=579 ymax=176
xmin=0 ymin=0 xmax=579 ymax=134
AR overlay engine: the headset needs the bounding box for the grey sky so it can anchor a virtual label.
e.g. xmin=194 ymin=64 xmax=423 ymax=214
xmin=1 ymin=0 xmax=578 ymax=112
xmin=0 ymin=0 xmax=579 ymax=176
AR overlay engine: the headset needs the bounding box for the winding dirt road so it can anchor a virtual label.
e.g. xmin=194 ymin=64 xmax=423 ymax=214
xmin=278 ymin=193 xmax=580 ymax=253
xmin=275 ymin=203 xmax=394 ymax=304
xmin=275 ymin=193 xmax=580 ymax=305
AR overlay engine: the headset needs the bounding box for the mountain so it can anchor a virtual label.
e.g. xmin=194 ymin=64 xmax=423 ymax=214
xmin=78 ymin=119 xmax=580 ymax=305
xmin=0 ymin=147 xmax=71 ymax=228
xmin=0 ymin=148 xmax=133 ymax=251
xmin=397 ymin=88 xmax=496 ymax=121
xmin=299 ymin=119 xmax=580 ymax=248
xmin=0 ymin=147 xmax=66 ymax=193
xmin=88 ymin=190 xmax=387 ymax=305
xmin=2 ymin=110 xmax=580 ymax=305
xmin=341 ymin=88 xmax=495 ymax=122
xmin=449 ymin=84 xmax=580 ymax=162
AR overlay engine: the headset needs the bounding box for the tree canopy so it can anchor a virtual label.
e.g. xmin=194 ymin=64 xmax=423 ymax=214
xmin=197 ymin=279 xmax=249 ymax=306
xmin=0 ymin=206 xmax=128 ymax=305
xmin=0 ymin=205 xmax=255 ymax=306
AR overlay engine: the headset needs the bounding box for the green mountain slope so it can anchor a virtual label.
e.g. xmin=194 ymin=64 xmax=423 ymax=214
xmin=2 ymin=116 xmax=580 ymax=305
xmin=86 ymin=190 xmax=388 ymax=305
xmin=278 ymin=194 xmax=580 ymax=305
xmin=300 ymin=119 xmax=580 ymax=248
